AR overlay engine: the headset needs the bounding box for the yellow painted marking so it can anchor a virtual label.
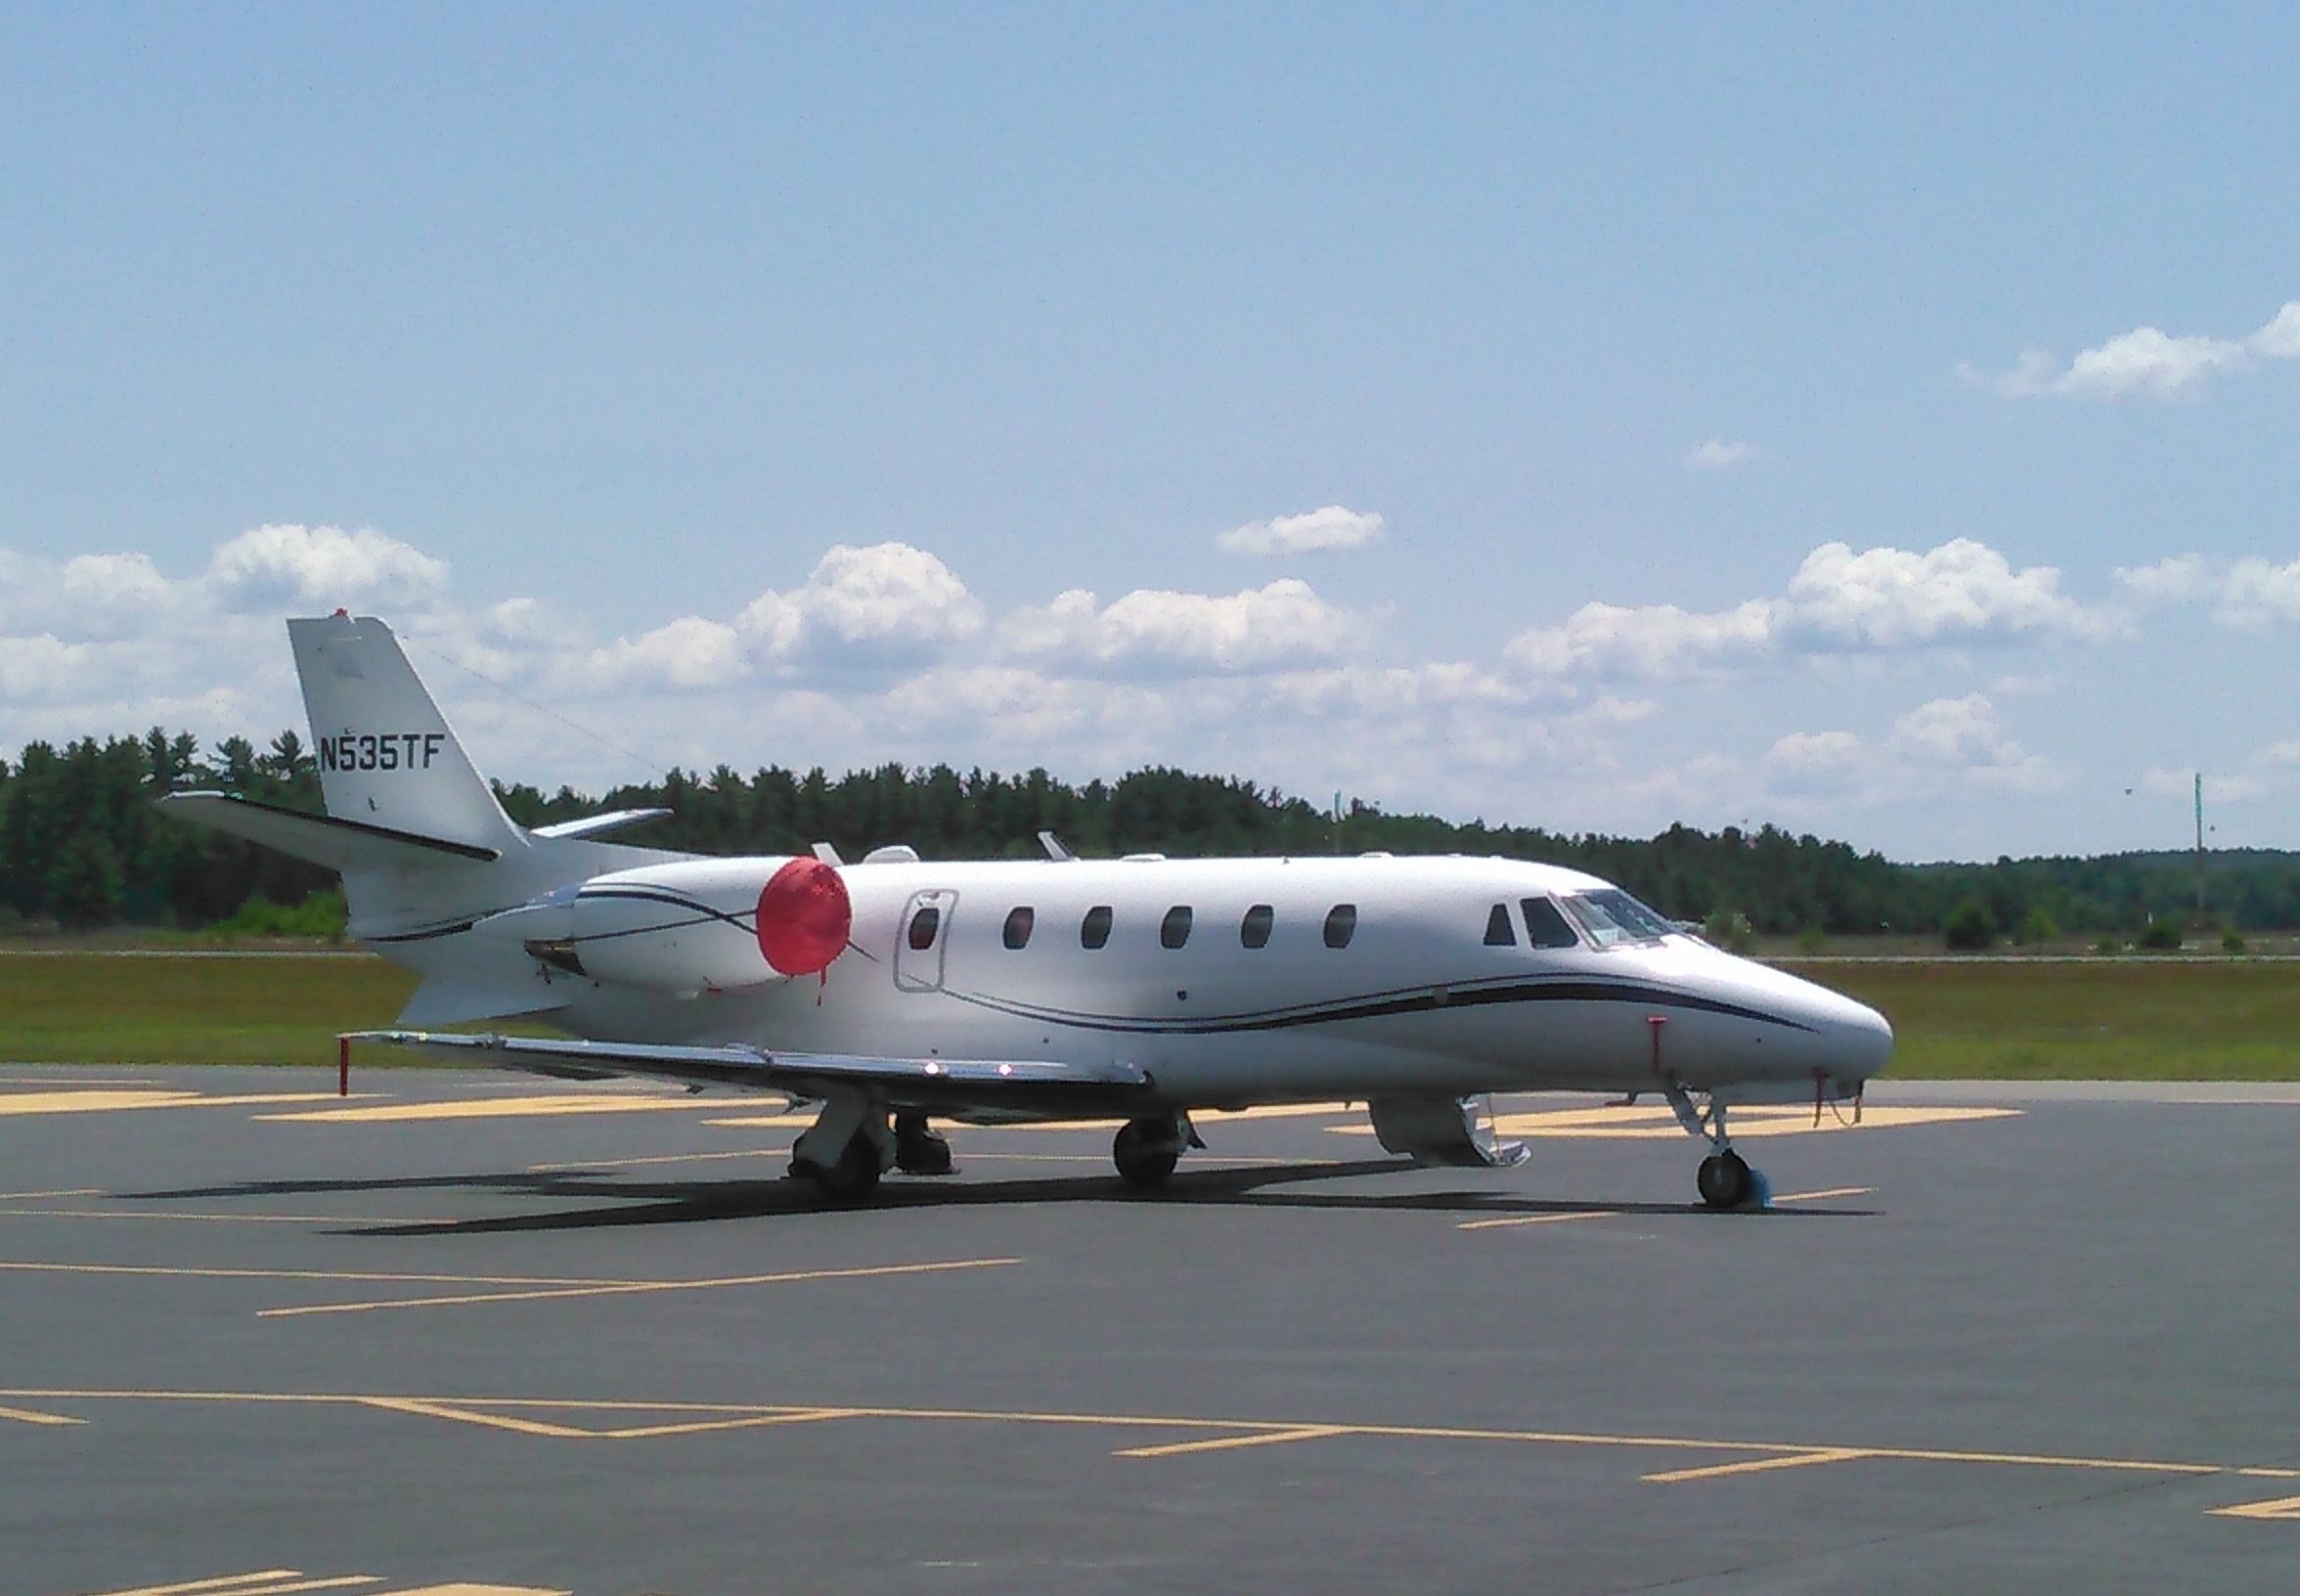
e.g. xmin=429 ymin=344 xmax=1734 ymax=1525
xmin=2213 ymin=1493 xmax=2300 ymax=1520
xmin=0 ymin=1209 xmax=400 ymax=1225
xmin=1772 ymin=1186 xmax=1876 ymax=1203
xmin=705 ymin=1101 xmax=1359 ymax=1131
xmin=0 ymin=1400 xmax=84 ymax=1426
xmin=1644 ymin=1446 xmax=1874 ymax=1483
xmin=75 ymin=1574 xmax=302 ymax=1596
xmin=256 ymin=1256 xmax=1022 ymax=1317
xmin=0 ymin=1090 xmax=355 ymax=1118
xmin=529 ymin=1148 xmax=789 ymax=1172
xmin=0 ymin=1260 xmax=632 ymax=1289
xmin=1327 ymin=1103 xmax=2018 ymax=1141
xmin=1457 ymin=1209 xmax=1620 ymax=1231
xmin=1115 ymin=1425 xmax=1351 ymax=1458
xmin=0 ymin=1076 xmax=150 ymax=1086
xmin=0 ymin=1260 xmax=625 ymax=1287
xmin=356 ymin=1397 xmax=604 ymax=1440
xmin=8 ymin=1385 xmax=2291 ymax=1523
xmin=381 ymin=1586 xmax=570 ymax=1595
xmin=264 ymin=1094 xmax=708 ymax=1124
xmin=0 ymin=1187 xmax=103 ymax=1200
xmin=180 ymin=1580 xmax=377 ymax=1596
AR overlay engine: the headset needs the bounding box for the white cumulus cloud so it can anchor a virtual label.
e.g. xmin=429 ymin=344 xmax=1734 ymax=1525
xmin=1504 ymin=539 xmax=2112 ymax=682
xmin=2116 ymin=553 xmax=2300 ymax=626
xmin=1505 ymin=598 xmax=1775 ymax=680
xmin=204 ymin=523 xmax=450 ymax=611
xmin=1216 ymin=506 xmax=1385 ymax=556
xmin=1780 ymin=539 xmax=2115 ymax=648
xmin=1002 ymin=579 xmax=1355 ymax=676
xmin=737 ymin=542 xmax=986 ymax=667
xmin=1982 ymin=299 xmax=2300 ymax=399
xmin=1685 ymin=439 xmax=1758 ymax=470
xmin=584 ymin=616 xmax=749 ymax=691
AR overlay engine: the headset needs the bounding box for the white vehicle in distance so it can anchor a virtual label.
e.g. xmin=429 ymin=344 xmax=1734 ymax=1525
xmin=161 ymin=614 xmax=1893 ymax=1208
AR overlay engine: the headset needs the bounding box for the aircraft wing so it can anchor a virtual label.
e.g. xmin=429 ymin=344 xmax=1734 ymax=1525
xmin=342 ymin=1029 xmax=1155 ymax=1117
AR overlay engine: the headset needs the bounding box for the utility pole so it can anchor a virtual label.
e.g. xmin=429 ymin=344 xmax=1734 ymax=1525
xmin=2194 ymin=771 xmax=2206 ymax=916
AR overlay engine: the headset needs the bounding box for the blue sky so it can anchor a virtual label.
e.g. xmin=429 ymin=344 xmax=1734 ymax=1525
xmin=5 ymin=4 xmax=2298 ymax=860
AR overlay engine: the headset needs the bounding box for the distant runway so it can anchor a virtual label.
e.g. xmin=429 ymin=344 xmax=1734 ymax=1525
xmin=4 ymin=1066 xmax=2297 ymax=1594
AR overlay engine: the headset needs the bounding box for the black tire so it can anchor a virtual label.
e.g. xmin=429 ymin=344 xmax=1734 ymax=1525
xmin=1113 ymin=1120 xmax=1182 ymax=1187
xmin=1697 ymin=1150 xmax=1753 ymax=1210
xmin=811 ymin=1136 xmax=884 ymax=1202
xmin=893 ymin=1111 xmax=954 ymax=1175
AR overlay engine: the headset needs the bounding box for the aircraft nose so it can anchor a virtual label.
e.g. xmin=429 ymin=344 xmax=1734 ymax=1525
xmin=1825 ymin=992 xmax=1894 ymax=1081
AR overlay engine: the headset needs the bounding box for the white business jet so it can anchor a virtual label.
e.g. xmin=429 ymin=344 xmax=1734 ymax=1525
xmin=161 ymin=614 xmax=1892 ymax=1207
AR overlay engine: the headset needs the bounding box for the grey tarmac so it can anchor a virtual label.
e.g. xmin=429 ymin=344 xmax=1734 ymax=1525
xmin=1 ymin=1065 xmax=2295 ymax=1595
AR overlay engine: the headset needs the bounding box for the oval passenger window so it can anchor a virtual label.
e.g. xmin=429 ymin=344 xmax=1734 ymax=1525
xmin=1002 ymin=907 xmax=1035 ymax=950
xmin=1323 ymin=903 xmax=1357 ymax=950
xmin=1081 ymin=905 xmax=1114 ymax=950
xmin=1241 ymin=904 xmax=1274 ymax=949
xmin=1161 ymin=906 xmax=1193 ymax=949
xmin=907 ymin=906 xmax=942 ymax=952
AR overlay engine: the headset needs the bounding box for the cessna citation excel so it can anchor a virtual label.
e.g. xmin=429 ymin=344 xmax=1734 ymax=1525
xmin=161 ymin=614 xmax=1893 ymax=1208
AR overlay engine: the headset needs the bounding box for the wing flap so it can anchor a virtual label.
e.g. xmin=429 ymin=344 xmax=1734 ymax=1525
xmin=342 ymin=1029 xmax=1154 ymax=1115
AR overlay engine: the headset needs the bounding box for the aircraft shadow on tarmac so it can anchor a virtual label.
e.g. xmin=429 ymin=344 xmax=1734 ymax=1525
xmin=124 ymin=1160 xmax=1878 ymax=1235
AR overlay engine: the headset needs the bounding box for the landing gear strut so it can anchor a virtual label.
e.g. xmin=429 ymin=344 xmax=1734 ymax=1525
xmin=1663 ymin=1083 xmax=1767 ymax=1211
xmin=1112 ymin=1114 xmax=1197 ymax=1188
xmin=789 ymin=1089 xmax=893 ymax=1203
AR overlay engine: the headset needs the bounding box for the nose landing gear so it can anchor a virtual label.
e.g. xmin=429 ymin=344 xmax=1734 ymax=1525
xmin=1664 ymin=1083 xmax=1769 ymax=1211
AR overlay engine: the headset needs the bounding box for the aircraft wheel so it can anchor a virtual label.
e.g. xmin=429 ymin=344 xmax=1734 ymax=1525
xmin=894 ymin=1110 xmax=954 ymax=1175
xmin=1113 ymin=1119 xmax=1182 ymax=1187
xmin=810 ymin=1136 xmax=884 ymax=1203
xmin=1697 ymin=1150 xmax=1753 ymax=1210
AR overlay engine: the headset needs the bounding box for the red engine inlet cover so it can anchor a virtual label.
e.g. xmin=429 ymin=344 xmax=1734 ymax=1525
xmin=755 ymin=858 xmax=853 ymax=976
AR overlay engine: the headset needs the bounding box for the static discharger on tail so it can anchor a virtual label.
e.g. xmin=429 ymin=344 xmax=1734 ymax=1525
xmin=160 ymin=612 xmax=1894 ymax=1207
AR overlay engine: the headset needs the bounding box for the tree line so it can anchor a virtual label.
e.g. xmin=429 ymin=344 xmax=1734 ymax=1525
xmin=5 ymin=727 xmax=2298 ymax=937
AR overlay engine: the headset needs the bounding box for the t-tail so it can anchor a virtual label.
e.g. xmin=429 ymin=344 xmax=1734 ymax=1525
xmin=158 ymin=613 xmax=682 ymax=1024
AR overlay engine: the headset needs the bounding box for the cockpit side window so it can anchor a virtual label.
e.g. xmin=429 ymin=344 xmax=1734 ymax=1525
xmin=1520 ymin=897 xmax=1581 ymax=950
xmin=1557 ymin=888 xmax=1674 ymax=948
xmin=1482 ymin=904 xmax=1517 ymax=947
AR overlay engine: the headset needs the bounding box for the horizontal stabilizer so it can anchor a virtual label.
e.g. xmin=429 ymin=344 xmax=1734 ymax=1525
xmin=344 ymin=1029 xmax=1154 ymax=1116
xmin=155 ymin=792 xmax=502 ymax=873
xmin=530 ymin=808 xmax=674 ymax=842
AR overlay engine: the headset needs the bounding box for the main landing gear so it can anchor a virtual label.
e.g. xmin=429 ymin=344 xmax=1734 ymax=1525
xmin=1112 ymin=1113 xmax=1202 ymax=1188
xmin=1663 ymin=1082 xmax=1768 ymax=1211
xmin=788 ymin=1095 xmax=957 ymax=1203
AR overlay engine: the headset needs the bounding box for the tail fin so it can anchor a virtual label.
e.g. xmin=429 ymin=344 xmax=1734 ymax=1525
xmin=289 ymin=613 xmax=522 ymax=854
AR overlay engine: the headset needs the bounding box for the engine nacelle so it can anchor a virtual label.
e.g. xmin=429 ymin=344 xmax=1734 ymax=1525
xmin=473 ymin=856 xmax=852 ymax=996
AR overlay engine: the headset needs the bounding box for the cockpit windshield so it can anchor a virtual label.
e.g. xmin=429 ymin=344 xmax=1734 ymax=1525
xmin=1558 ymin=888 xmax=1677 ymax=948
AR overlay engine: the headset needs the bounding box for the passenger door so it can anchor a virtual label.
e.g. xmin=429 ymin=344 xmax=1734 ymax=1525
xmin=894 ymin=889 xmax=956 ymax=993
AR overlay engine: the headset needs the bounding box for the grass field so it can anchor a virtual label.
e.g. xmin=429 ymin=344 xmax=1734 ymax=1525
xmin=2 ymin=951 xmax=2296 ymax=1079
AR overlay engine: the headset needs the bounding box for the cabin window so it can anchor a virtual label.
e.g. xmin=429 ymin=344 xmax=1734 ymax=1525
xmin=1002 ymin=907 xmax=1035 ymax=950
xmin=1521 ymin=897 xmax=1581 ymax=950
xmin=907 ymin=906 xmax=942 ymax=952
xmin=1241 ymin=904 xmax=1274 ymax=949
xmin=1161 ymin=906 xmax=1193 ymax=949
xmin=1081 ymin=905 xmax=1113 ymax=950
xmin=1323 ymin=903 xmax=1357 ymax=949
xmin=1483 ymin=904 xmax=1517 ymax=946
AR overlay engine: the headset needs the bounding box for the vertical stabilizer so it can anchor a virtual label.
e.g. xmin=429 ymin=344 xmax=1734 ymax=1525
xmin=288 ymin=614 xmax=521 ymax=852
